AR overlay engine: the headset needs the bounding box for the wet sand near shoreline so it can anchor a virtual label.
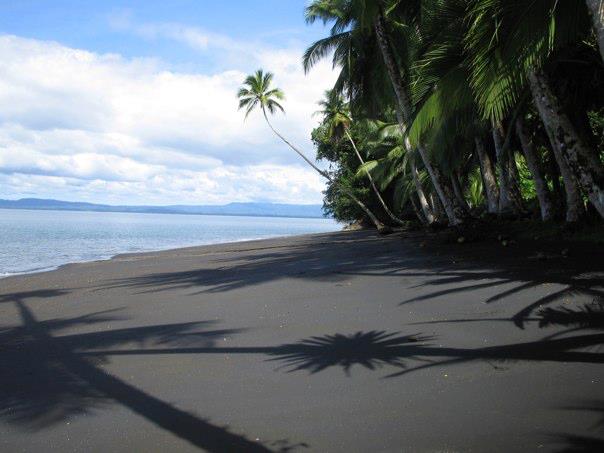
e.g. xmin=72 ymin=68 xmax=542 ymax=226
xmin=1 ymin=230 xmax=603 ymax=452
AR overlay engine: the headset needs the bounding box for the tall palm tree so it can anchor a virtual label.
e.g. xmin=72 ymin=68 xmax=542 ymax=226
xmin=237 ymin=69 xmax=388 ymax=232
xmin=361 ymin=120 xmax=437 ymax=224
xmin=515 ymin=116 xmax=554 ymax=221
xmin=304 ymin=0 xmax=468 ymax=226
xmin=411 ymin=0 xmax=583 ymax=221
xmin=466 ymin=0 xmax=604 ymax=218
xmin=316 ymin=90 xmax=406 ymax=225
xmin=406 ymin=0 xmax=510 ymax=217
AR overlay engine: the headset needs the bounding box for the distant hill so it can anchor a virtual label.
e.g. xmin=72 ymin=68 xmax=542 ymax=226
xmin=0 ymin=198 xmax=327 ymax=219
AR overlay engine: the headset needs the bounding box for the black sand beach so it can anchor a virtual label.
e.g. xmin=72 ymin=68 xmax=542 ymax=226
xmin=1 ymin=230 xmax=603 ymax=452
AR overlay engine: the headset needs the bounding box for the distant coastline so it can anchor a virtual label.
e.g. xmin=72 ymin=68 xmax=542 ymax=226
xmin=0 ymin=208 xmax=339 ymax=276
xmin=0 ymin=198 xmax=327 ymax=219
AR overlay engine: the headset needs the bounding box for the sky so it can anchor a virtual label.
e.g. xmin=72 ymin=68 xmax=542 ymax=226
xmin=0 ymin=1 xmax=338 ymax=205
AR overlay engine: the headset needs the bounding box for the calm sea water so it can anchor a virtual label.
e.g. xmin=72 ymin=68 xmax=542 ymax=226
xmin=0 ymin=209 xmax=340 ymax=277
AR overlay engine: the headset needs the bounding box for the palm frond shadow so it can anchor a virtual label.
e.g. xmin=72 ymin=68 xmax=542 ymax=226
xmin=268 ymin=331 xmax=431 ymax=375
xmin=551 ymin=401 xmax=604 ymax=452
xmin=396 ymin=242 xmax=604 ymax=329
xmin=411 ymin=298 xmax=604 ymax=337
xmin=388 ymin=299 xmax=604 ymax=378
xmin=0 ymin=289 xmax=299 ymax=453
xmin=84 ymin=324 xmax=604 ymax=380
xmin=101 ymin=231 xmax=413 ymax=295
xmin=97 ymin=230 xmax=604 ymax=335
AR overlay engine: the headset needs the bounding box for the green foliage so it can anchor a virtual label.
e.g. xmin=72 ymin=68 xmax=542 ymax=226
xmin=313 ymin=124 xmax=379 ymax=222
xmin=465 ymin=0 xmax=591 ymax=123
xmin=588 ymin=108 xmax=604 ymax=157
xmin=465 ymin=167 xmax=484 ymax=209
xmin=302 ymin=0 xmax=604 ymax=226
xmin=514 ymin=153 xmax=537 ymax=201
xmin=237 ymin=69 xmax=285 ymax=118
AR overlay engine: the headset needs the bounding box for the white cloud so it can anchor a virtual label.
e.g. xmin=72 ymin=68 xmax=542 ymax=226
xmin=0 ymin=32 xmax=337 ymax=205
xmin=109 ymin=11 xmax=263 ymax=56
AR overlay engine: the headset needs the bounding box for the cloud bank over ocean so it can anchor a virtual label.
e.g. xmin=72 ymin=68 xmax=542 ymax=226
xmin=0 ymin=19 xmax=337 ymax=205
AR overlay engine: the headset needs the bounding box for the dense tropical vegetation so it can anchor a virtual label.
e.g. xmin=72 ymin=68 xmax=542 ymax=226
xmin=241 ymin=0 xmax=604 ymax=233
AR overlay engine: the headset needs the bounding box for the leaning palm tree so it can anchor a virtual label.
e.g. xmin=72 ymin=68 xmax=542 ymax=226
xmin=237 ymin=69 xmax=389 ymax=232
xmin=304 ymin=0 xmax=469 ymax=226
xmin=316 ymin=90 xmax=406 ymax=225
xmin=466 ymin=0 xmax=604 ymax=219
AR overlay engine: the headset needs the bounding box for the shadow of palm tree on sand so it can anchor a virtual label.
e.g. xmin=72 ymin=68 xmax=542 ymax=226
xmin=0 ymin=289 xmax=303 ymax=452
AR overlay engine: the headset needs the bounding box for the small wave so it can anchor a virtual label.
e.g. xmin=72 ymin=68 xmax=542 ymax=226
xmin=0 ymin=265 xmax=60 ymax=278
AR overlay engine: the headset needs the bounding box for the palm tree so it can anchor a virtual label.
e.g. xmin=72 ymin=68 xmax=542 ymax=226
xmin=316 ymin=90 xmax=406 ymax=225
xmin=411 ymin=0 xmax=587 ymax=221
xmin=301 ymin=0 xmax=604 ymax=226
xmin=237 ymin=69 xmax=388 ymax=232
xmin=304 ymin=0 xmax=468 ymax=226
xmin=466 ymin=0 xmax=604 ymax=219
xmin=474 ymin=136 xmax=499 ymax=214
xmin=405 ymin=0 xmax=507 ymax=217
xmin=363 ymin=120 xmax=437 ymax=224
xmin=515 ymin=116 xmax=554 ymax=221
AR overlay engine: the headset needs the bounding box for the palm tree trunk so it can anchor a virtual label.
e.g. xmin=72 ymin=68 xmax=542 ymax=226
xmin=547 ymin=153 xmax=564 ymax=206
xmin=416 ymin=143 xmax=468 ymax=225
xmin=586 ymin=0 xmax=604 ymax=61
xmin=492 ymin=125 xmax=524 ymax=215
xmin=261 ymin=109 xmax=387 ymax=231
xmin=373 ymin=10 xmax=466 ymax=226
xmin=500 ymin=125 xmax=525 ymax=212
xmin=507 ymin=150 xmax=523 ymax=200
xmin=474 ymin=137 xmax=499 ymax=213
xmin=410 ymin=156 xmax=435 ymax=224
xmin=451 ymin=172 xmax=470 ymax=212
xmin=430 ymin=192 xmax=446 ymax=224
xmin=344 ymin=129 xmax=406 ymax=226
xmin=515 ymin=117 xmax=554 ymax=220
xmin=492 ymin=126 xmax=512 ymax=213
xmin=410 ymin=195 xmax=429 ymax=225
xmin=528 ymin=68 xmax=604 ymax=218
xmin=543 ymin=125 xmax=584 ymax=222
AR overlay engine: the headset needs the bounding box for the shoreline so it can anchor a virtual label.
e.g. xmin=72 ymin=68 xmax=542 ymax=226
xmin=1 ymin=207 xmax=341 ymax=279
xmin=0 ymin=230 xmax=345 ymax=281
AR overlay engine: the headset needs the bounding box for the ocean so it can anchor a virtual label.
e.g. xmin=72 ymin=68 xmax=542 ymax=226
xmin=0 ymin=208 xmax=340 ymax=277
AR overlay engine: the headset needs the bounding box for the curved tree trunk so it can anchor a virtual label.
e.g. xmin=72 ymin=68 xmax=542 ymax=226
xmin=528 ymin=68 xmax=604 ymax=218
xmin=492 ymin=126 xmax=512 ymax=213
xmin=539 ymin=134 xmax=565 ymax=210
xmin=451 ymin=172 xmax=470 ymax=212
xmin=543 ymin=120 xmax=584 ymax=222
xmin=515 ymin=117 xmax=554 ymax=221
xmin=261 ymin=109 xmax=386 ymax=231
xmin=373 ymin=10 xmax=466 ymax=226
xmin=492 ymin=125 xmax=524 ymax=215
xmin=475 ymin=136 xmax=499 ymax=213
xmin=410 ymin=195 xmax=429 ymax=225
xmin=410 ymin=156 xmax=435 ymax=224
xmin=586 ymin=0 xmax=604 ymax=61
xmin=416 ymin=143 xmax=468 ymax=226
xmin=430 ymin=192 xmax=446 ymax=224
xmin=344 ymin=129 xmax=406 ymax=226
xmin=547 ymin=152 xmax=564 ymax=207
xmin=507 ymin=150 xmax=523 ymax=201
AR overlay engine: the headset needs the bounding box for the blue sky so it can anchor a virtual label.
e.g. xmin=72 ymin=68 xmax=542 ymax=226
xmin=0 ymin=1 xmax=327 ymax=69
xmin=0 ymin=1 xmax=337 ymax=205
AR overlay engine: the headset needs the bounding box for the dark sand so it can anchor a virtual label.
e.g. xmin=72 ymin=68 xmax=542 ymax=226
xmin=1 ymin=230 xmax=603 ymax=452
